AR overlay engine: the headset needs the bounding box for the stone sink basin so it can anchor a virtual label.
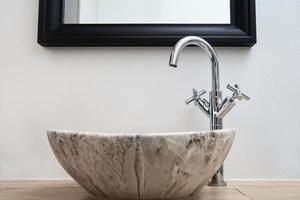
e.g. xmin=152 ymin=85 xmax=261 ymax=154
xmin=47 ymin=129 xmax=235 ymax=200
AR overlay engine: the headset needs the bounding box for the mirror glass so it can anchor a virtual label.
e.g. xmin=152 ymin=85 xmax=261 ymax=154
xmin=64 ymin=0 xmax=231 ymax=24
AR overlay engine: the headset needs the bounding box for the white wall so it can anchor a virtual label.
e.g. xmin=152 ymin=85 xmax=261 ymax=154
xmin=0 ymin=0 xmax=299 ymax=179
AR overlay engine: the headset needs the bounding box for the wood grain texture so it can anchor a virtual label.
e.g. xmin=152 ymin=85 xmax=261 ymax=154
xmin=0 ymin=180 xmax=249 ymax=200
xmin=229 ymin=181 xmax=300 ymax=200
xmin=47 ymin=130 xmax=235 ymax=200
xmin=1 ymin=181 xmax=300 ymax=200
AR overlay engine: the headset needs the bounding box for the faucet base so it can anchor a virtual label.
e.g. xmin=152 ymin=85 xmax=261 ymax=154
xmin=208 ymin=180 xmax=227 ymax=187
xmin=208 ymin=166 xmax=227 ymax=187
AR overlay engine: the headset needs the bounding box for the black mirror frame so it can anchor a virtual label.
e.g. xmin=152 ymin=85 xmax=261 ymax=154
xmin=38 ymin=0 xmax=256 ymax=47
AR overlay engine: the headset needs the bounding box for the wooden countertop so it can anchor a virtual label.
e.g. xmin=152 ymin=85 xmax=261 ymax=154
xmin=0 ymin=180 xmax=299 ymax=200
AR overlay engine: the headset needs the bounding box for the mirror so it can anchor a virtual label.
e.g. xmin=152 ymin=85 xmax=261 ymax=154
xmin=64 ymin=0 xmax=231 ymax=24
xmin=38 ymin=0 xmax=256 ymax=46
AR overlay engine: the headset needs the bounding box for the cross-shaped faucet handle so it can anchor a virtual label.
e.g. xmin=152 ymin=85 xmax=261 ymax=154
xmin=185 ymin=89 xmax=209 ymax=106
xmin=227 ymin=84 xmax=250 ymax=101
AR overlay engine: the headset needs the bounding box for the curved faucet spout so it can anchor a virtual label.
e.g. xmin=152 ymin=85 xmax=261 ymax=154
xmin=169 ymin=36 xmax=220 ymax=93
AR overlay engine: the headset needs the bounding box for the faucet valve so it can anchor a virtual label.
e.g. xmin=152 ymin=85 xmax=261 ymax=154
xmin=185 ymin=89 xmax=208 ymax=105
xmin=217 ymin=84 xmax=250 ymax=119
xmin=227 ymin=84 xmax=250 ymax=101
xmin=185 ymin=89 xmax=206 ymax=105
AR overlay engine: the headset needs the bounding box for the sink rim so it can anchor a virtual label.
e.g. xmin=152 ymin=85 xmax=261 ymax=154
xmin=47 ymin=128 xmax=235 ymax=137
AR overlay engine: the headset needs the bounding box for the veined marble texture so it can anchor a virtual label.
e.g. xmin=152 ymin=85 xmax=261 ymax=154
xmin=48 ymin=129 xmax=235 ymax=200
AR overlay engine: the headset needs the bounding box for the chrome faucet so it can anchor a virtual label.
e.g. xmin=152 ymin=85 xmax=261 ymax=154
xmin=169 ymin=36 xmax=250 ymax=186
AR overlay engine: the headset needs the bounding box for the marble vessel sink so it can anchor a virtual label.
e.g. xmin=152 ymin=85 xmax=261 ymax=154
xmin=48 ymin=129 xmax=235 ymax=200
